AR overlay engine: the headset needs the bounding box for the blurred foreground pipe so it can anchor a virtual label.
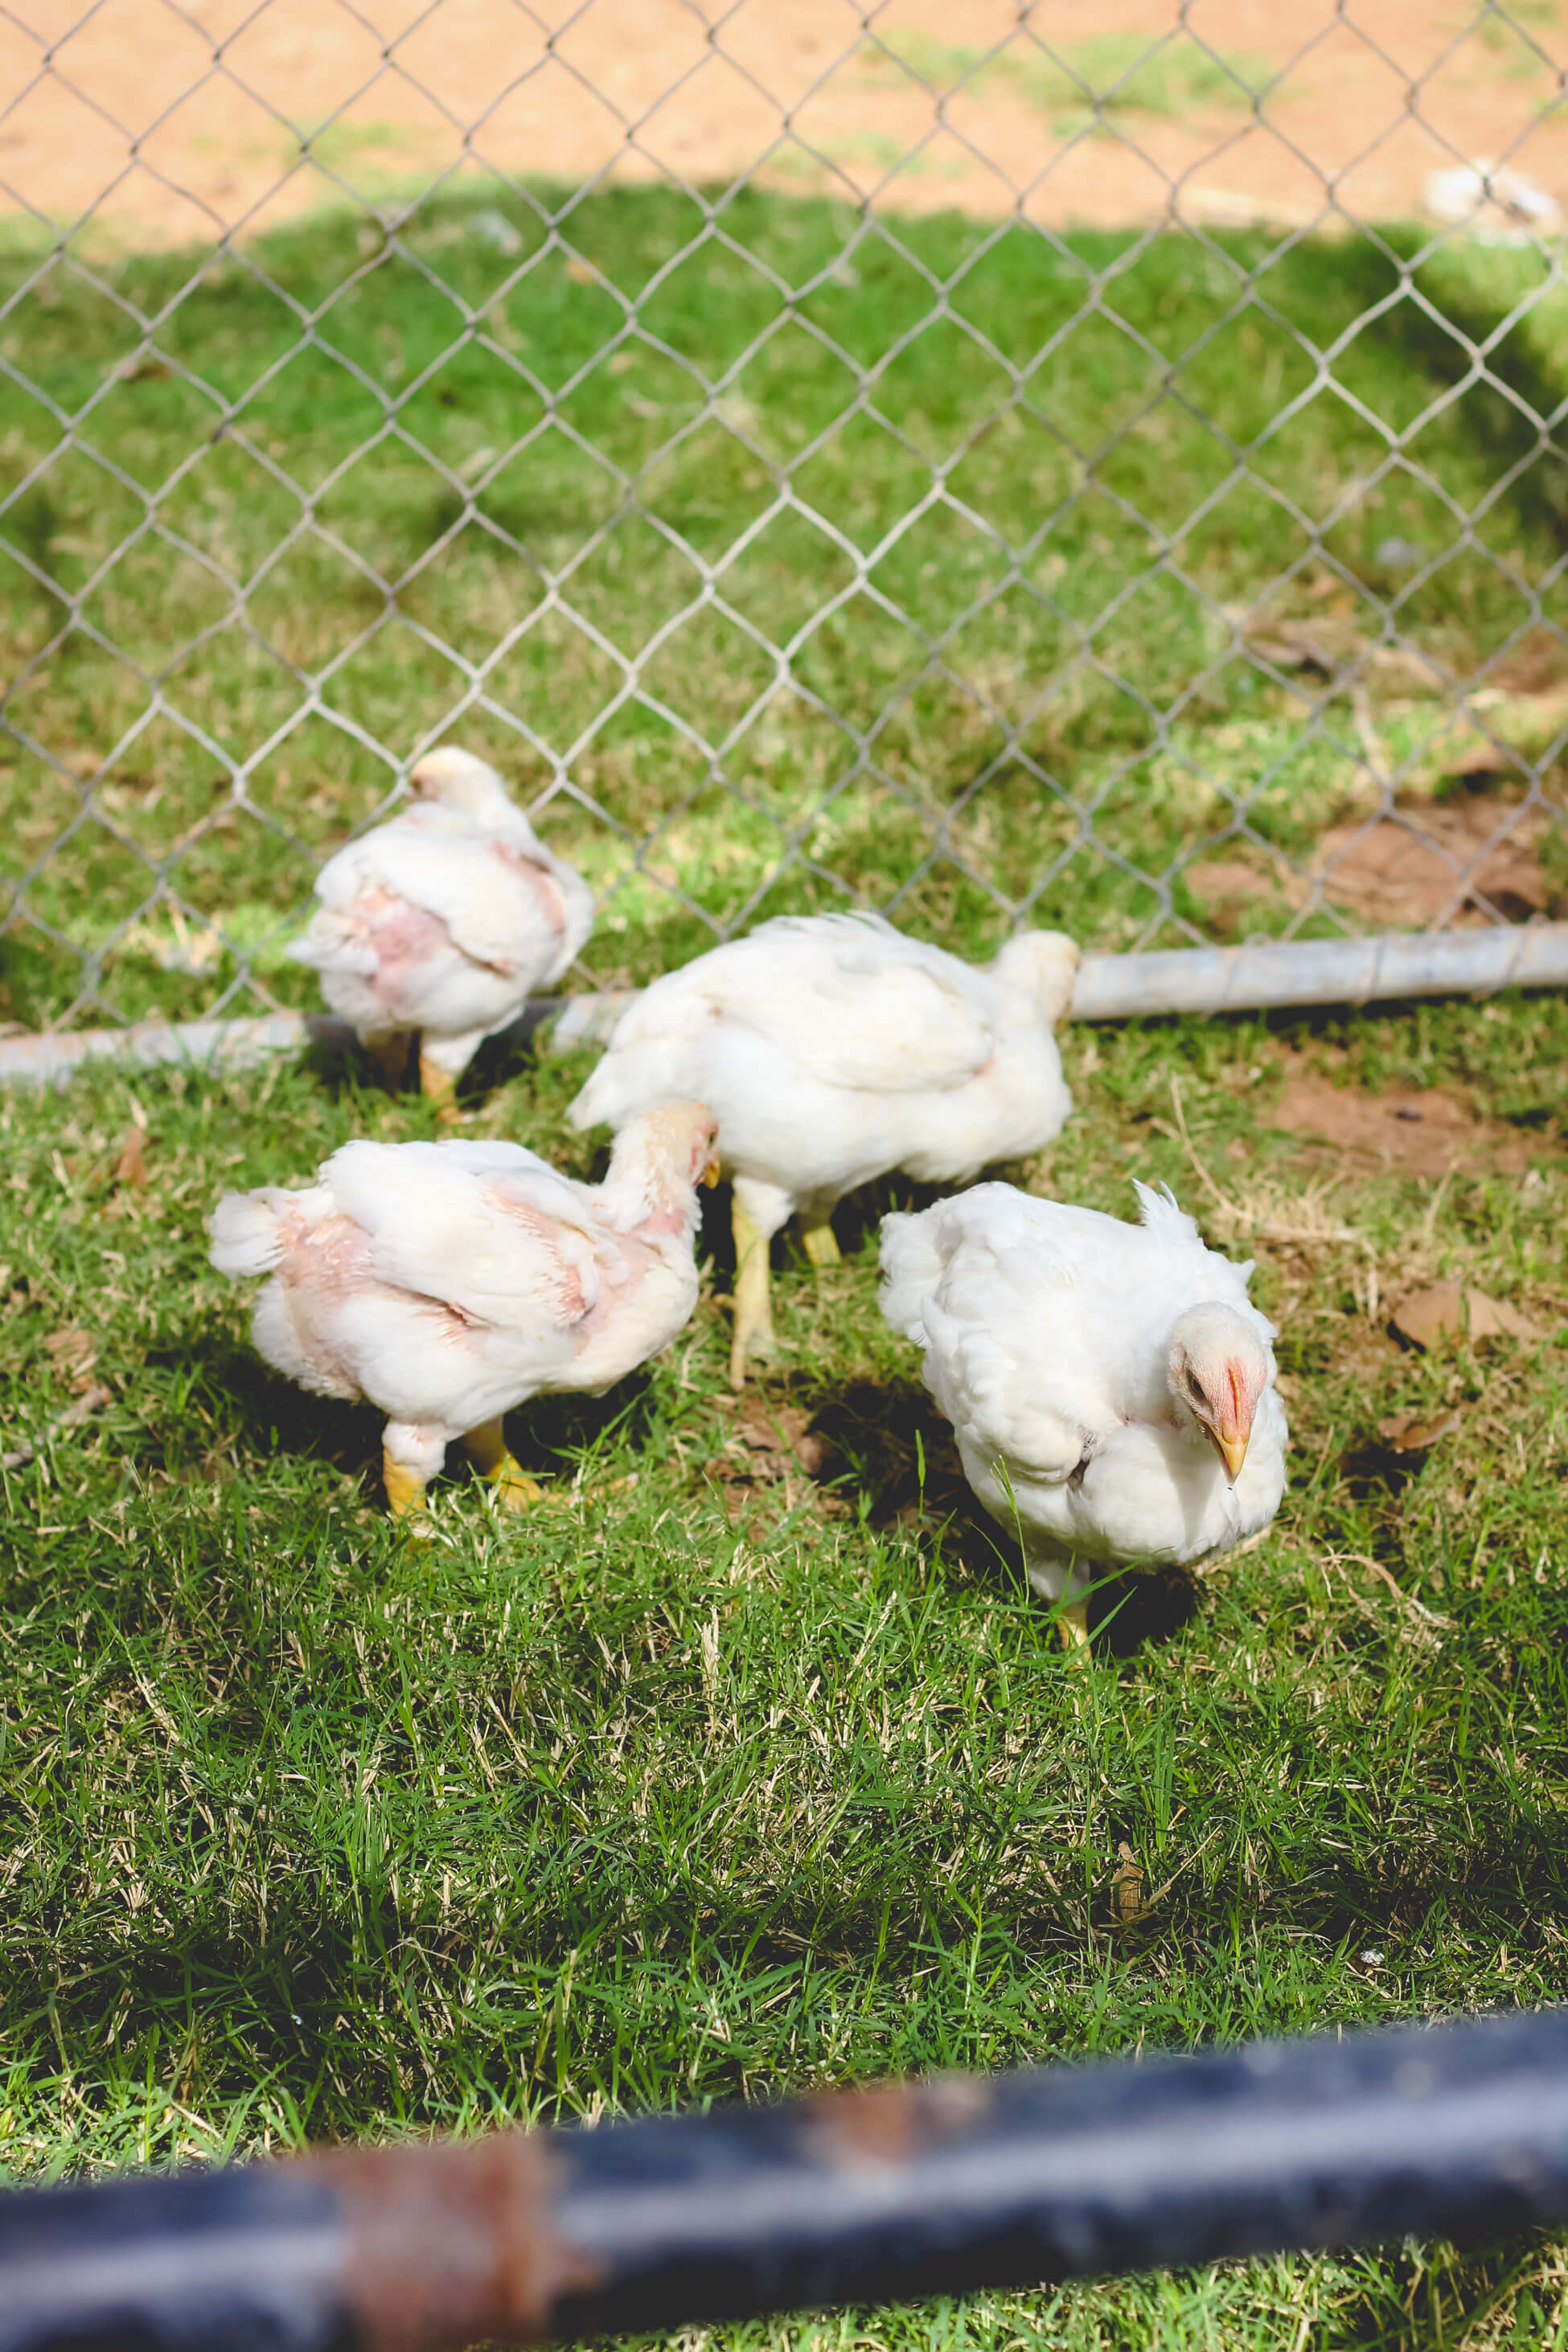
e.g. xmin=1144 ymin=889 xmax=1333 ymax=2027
xmin=2 ymin=923 xmax=1564 ymax=1088
xmin=6 ymin=2007 xmax=1568 ymax=2352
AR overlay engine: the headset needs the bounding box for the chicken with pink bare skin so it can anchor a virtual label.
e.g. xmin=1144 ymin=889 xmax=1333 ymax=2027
xmin=879 ymin=1181 xmax=1287 ymax=1661
xmin=209 ymin=1103 xmax=718 ymax=1521
xmin=290 ymin=747 xmax=593 ymax=1104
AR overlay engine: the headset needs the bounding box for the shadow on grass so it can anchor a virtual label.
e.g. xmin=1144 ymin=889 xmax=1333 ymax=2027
xmin=1352 ymin=232 xmax=1568 ymax=548
xmin=292 ymin=1008 xmax=595 ymax=1120
xmin=179 ymin=1336 xmax=667 ymax=1496
xmin=798 ymin=1373 xmax=1201 ymax=1660
xmin=27 ymin=1807 xmax=1568 ymax=2133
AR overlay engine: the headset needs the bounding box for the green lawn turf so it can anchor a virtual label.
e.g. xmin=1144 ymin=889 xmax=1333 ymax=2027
xmin=0 ymin=989 xmax=1564 ymax=2347
xmin=2 ymin=180 xmax=1566 ymax=1028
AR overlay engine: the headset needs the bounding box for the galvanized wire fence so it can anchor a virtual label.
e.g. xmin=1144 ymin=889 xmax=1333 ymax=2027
xmin=0 ymin=0 xmax=1565 ymax=1036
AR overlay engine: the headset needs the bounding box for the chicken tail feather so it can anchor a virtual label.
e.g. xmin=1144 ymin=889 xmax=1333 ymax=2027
xmin=208 ymin=1189 xmax=289 ymax=1279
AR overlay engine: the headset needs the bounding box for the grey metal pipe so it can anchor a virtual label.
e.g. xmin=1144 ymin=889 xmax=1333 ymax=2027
xmin=5 ymin=2006 xmax=1568 ymax=2351
xmin=2 ymin=923 xmax=1563 ymax=1087
xmin=1066 ymin=921 xmax=1568 ymax=1020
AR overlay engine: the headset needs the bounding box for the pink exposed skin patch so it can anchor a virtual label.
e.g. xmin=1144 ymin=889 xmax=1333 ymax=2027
xmin=278 ymin=1208 xmax=371 ymax=1290
xmin=637 ymin=1198 xmax=699 ymax=1238
xmin=569 ymin=1241 xmax=659 ymax=1353
xmin=274 ymin=1205 xmax=487 ymax=1400
xmin=274 ymin=1212 xmax=380 ymax=1394
xmin=348 ymin=852 xmax=551 ymax=1014
xmin=351 ymin=892 xmax=457 ymax=1023
xmin=626 ymin=1114 xmax=720 ymax=1238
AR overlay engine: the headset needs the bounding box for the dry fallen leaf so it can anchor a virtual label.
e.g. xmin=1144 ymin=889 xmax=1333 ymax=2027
xmin=1377 ymin=1406 xmax=1463 ymax=1454
xmin=705 ymin=1399 xmax=842 ymax=1521
xmin=1111 ymin=1842 xmax=1146 ymax=1926
xmin=1390 ymin=1283 xmax=1545 ymax=1350
xmin=114 ymin=1125 xmax=149 ymax=1187
xmin=1239 ymin=613 xmax=1366 ymax=676
xmin=734 ymin=1398 xmax=828 ymax=1476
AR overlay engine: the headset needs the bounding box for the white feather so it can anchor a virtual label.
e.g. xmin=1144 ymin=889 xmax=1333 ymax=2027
xmin=880 ymin=1182 xmax=1288 ymax=1603
xmin=207 ymin=1188 xmax=293 ymax=1279
xmin=570 ymin=913 xmax=1079 ymax=1237
xmin=208 ymin=1106 xmax=716 ymax=1476
xmin=293 ymin=753 xmax=593 ymax=1078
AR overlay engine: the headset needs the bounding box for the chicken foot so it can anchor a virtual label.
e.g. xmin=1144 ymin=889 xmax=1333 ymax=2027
xmin=383 ymin=1424 xmax=444 ymax=1531
xmin=383 ymin=1450 xmax=430 ymax=1520
xmin=462 ymin=1416 xmax=544 ymax=1510
xmin=417 ymin=1026 xmax=489 ymax=1120
xmin=1026 ymin=1545 xmax=1092 ymax=1664
xmin=800 ymin=1221 xmax=840 ymax=1269
xmin=1056 ymin=1595 xmax=1092 ymax=1665
xmin=729 ymin=1199 xmax=778 ymax=1389
xmin=417 ymin=1053 xmax=465 ymax=1123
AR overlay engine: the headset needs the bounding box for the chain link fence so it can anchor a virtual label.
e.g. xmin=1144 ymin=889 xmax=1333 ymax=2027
xmin=1 ymin=0 xmax=1565 ymax=1036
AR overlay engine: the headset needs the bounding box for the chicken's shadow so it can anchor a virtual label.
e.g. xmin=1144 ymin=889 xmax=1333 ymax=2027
xmin=291 ymin=1008 xmax=563 ymax=1111
xmin=1336 ymin=1436 xmax=1429 ymax=1503
xmin=160 ymin=1341 xmax=375 ymax=1482
xmin=803 ymin=1377 xmax=1199 ymax=1661
xmin=289 ymin=1018 xmax=404 ymax=1105
xmin=183 ymin=1340 xmax=663 ymax=1497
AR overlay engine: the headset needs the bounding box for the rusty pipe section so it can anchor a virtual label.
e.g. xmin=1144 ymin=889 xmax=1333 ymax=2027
xmin=8 ymin=2006 xmax=1568 ymax=2351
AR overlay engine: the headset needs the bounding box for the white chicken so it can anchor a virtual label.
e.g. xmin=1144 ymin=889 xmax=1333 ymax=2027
xmin=879 ymin=1180 xmax=1287 ymax=1659
xmin=569 ymin=913 xmax=1080 ymax=1385
xmin=208 ymin=1102 xmax=717 ymax=1519
xmin=290 ymin=747 xmax=594 ymax=1102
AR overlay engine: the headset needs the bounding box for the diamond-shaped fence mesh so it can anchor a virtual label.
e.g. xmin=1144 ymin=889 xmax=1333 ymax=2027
xmin=1 ymin=0 xmax=1565 ymax=1036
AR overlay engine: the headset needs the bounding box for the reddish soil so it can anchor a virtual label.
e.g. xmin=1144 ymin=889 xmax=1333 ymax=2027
xmin=1190 ymin=790 xmax=1565 ymax=934
xmin=1270 ymin=1061 xmax=1552 ymax=1176
xmin=2 ymin=0 xmax=1566 ymax=250
xmin=1310 ymin=797 xmax=1562 ymax=929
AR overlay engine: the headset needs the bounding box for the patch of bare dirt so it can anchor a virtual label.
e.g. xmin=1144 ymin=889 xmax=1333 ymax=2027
xmin=1270 ymin=1062 xmax=1554 ymax=1177
xmin=1311 ymin=795 xmax=1562 ymax=929
xmin=704 ymin=1394 xmax=848 ymax=1529
xmin=1188 ymin=787 xmax=1563 ymax=934
xmin=2 ymin=0 xmax=1566 ymax=249
xmin=1488 ymin=630 xmax=1568 ymax=700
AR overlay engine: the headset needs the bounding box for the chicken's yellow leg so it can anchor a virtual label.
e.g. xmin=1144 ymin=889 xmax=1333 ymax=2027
xmin=729 ymin=1199 xmax=776 ymax=1389
xmin=418 ymin=1050 xmax=462 ymax=1123
xmin=462 ymin=1416 xmax=543 ymax=1510
xmin=1057 ymin=1596 xmax=1092 ymax=1664
xmin=383 ymin=1449 xmax=429 ymax=1521
xmin=801 ymin=1221 xmax=840 ymax=1269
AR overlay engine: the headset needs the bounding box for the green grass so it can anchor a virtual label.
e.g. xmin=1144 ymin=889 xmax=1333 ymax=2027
xmin=1016 ymin=34 xmax=1275 ymax=129
xmin=0 ymin=990 xmax=1565 ymax=2347
xmin=2 ymin=182 xmax=1566 ymax=1028
xmin=866 ymin=31 xmax=1274 ymax=120
xmin=1472 ymin=0 xmax=1562 ymax=72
